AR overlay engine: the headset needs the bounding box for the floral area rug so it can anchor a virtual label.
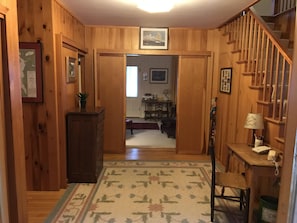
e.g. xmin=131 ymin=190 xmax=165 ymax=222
xmin=45 ymin=161 xmax=244 ymax=223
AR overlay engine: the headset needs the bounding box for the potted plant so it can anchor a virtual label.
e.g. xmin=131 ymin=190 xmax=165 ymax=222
xmin=77 ymin=92 xmax=88 ymax=109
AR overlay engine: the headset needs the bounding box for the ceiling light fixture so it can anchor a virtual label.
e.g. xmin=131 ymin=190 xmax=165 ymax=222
xmin=137 ymin=0 xmax=176 ymax=13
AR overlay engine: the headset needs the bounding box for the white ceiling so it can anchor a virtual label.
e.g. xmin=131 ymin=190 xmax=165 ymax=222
xmin=58 ymin=0 xmax=258 ymax=29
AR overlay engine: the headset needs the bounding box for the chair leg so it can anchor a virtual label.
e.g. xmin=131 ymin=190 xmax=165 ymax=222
xmin=130 ymin=126 xmax=133 ymax=135
xmin=211 ymin=188 xmax=215 ymax=222
xmin=220 ymin=186 xmax=225 ymax=196
xmin=240 ymin=190 xmax=244 ymax=210
xmin=244 ymin=189 xmax=250 ymax=223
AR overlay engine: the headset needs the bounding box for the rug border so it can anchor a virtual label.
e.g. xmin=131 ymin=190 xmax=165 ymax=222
xmin=44 ymin=183 xmax=77 ymax=223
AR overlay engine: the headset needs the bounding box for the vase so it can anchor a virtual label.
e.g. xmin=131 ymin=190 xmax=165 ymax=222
xmin=80 ymin=100 xmax=87 ymax=110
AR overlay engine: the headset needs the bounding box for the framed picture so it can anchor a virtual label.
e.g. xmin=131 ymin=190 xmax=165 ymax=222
xmin=220 ymin=67 xmax=232 ymax=94
xmin=66 ymin=56 xmax=76 ymax=83
xmin=19 ymin=42 xmax=43 ymax=103
xmin=150 ymin=68 xmax=168 ymax=84
xmin=140 ymin=27 xmax=168 ymax=50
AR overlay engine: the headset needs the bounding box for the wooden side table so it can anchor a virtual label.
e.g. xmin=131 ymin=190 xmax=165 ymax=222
xmin=226 ymin=143 xmax=280 ymax=223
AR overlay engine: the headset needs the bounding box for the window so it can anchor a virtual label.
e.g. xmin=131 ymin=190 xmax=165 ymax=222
xmin=126 ymin=66 xmax=138 ymax=97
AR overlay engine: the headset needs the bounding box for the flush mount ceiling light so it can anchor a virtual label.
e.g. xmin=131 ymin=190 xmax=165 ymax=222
xmin=137 ymin=0 xmax=177 ymax=13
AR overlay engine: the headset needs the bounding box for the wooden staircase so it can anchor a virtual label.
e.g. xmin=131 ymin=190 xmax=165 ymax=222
xmin=220 ymin=3 xmax=295 ymax=148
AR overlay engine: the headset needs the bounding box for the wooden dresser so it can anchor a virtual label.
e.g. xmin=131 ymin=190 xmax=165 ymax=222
xmin=66 ymin=107 xmax=105 ymax=183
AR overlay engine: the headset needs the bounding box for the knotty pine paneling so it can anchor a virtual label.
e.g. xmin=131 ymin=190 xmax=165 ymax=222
xmin=18 ymin=0 xmax=271 ymax=192
xmin=210 ymin=33 xmax=261 ymax=166
xmin=53 ymin=1 xmax=85 ymax=45
xmin=92 ymin=26 xmax=209 ymax=52
xmin=18 ymin=0 xmax=60 ymax=191
xmin=93 ymin=26 xmax=139 ymax=50
xmin=12 ymin=1 xmax=297 ymax=222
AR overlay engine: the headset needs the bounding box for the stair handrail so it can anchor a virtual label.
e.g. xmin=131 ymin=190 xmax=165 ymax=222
xmin=221 ymin=6 xmax=292 ymax=126
xmin=249 ymin=7 xmax=292 ymax=63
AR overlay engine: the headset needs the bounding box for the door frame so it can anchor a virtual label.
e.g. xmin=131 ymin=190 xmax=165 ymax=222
xmin=95 ymin=50 xmax=214 ymax=154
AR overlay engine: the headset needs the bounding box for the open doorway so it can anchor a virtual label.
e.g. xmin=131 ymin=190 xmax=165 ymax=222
xmin=125 ymin=55 xmax=177 ymax=148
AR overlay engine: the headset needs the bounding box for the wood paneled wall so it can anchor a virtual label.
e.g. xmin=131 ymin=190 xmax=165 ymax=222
xmin=53 ymin=1 xmax=85 ymax=47
xmin=17 ymin=0 xmax=291 ymax=191
xmin=90 ymin=26 xmax=208 ymax=52
xmin=18 ymin=0 xmax=61 ymax=191
xmin=17 ymin=0 xmax=89 ymax=191
xmin=4 ymin=0 xmax=296 ymax=221
xmin=207 ymin=29 xmax=286 ymax=166
xmin=276 ymin=11 xmax=297 ymax=222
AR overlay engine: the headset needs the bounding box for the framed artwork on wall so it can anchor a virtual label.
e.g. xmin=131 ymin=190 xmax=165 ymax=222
xmin=19 ymin=42 xmax=43 ymax=103
xmin=140 ymin=27 xmax=168 ymax=50
xmin=150 ymin=68 xmax=168 ymax=84
xmin=220 ymin=67 xmax=232 ymax=94
xmin=66 ymin=56 xmax=76 ymax=83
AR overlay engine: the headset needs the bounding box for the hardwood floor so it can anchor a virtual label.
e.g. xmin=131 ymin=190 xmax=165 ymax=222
xmin=27 ymin=148 xmax=210 ymax=223
xmin=107 ymin=147 xmax=210 ymax=161
xmin=27 ymin=190 xmax=66 ymax=223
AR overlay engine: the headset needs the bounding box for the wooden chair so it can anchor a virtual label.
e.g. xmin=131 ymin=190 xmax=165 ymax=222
xmin=209 ymin=138 xmax=250 ymax=223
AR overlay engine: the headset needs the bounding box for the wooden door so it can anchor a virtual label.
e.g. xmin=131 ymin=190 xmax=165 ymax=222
xmin=177 ymin=56 xmax=208 ymax=154
xmin=96 ymin=53 xmax=126 ymax=153
xmin=0 ymin=17 xmax=9 ymax=223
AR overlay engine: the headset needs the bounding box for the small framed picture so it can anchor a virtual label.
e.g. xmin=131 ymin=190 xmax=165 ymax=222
xmin=19 ymin=42 xmax=43 ymax=103
xmin=66 ymin=56 xmax=76 ymax=83
xmin=140 ymin=27 xmax=168 ymax=50
xmin=220 ymin=67 xmax=232 ymax=94
xmin=150 ymin=68 xmax=168 ymax=84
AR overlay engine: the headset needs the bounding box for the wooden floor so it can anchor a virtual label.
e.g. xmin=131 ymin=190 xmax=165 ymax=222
xmin=27 ymin=148 xmax=210 ymax=223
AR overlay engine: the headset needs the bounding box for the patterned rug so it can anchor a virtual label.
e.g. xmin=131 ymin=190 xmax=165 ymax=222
xmin=45 ymin=161 xmax=243 ymax=223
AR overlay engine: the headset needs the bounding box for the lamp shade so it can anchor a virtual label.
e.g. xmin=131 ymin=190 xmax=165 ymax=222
xmin=244 ymin=113 xmax=264 ymax=130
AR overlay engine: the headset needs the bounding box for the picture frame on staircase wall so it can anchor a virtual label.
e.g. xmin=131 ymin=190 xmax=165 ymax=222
xmin=220 ymin=67 xmax=232 ymax=94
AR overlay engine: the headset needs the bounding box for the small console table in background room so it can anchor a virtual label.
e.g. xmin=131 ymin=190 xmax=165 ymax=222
xmin=142 ymin=99 xmax=172 ymax=120
xmin=66 ymin=107 xmax=104 ymax=183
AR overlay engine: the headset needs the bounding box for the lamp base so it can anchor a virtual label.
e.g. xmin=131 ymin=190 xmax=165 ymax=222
xmin=247 ymin=129 xmax=256 ymax=147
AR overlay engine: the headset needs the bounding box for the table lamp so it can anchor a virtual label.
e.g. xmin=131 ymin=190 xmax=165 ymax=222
xmin=244 ymin=113 xmax=264 ymax=147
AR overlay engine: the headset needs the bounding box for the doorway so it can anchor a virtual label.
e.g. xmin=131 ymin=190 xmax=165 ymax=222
xmin=96 ymin=52 xmax=211 ymax=154
xmin=125 ymin=55 xmax=177 ymax=149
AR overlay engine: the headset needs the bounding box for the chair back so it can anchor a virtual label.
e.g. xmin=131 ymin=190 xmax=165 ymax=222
xmin=209 ymin=137 xmax=216 ymax=189
xmin=209 ymin=138 xmax=215 ymax=169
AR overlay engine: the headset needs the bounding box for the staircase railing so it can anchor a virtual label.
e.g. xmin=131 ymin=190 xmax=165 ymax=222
xmin=221 ymin=8 xmax=292 ymax=129
xmin=275 ymin=0 xmax=296 ymax=15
